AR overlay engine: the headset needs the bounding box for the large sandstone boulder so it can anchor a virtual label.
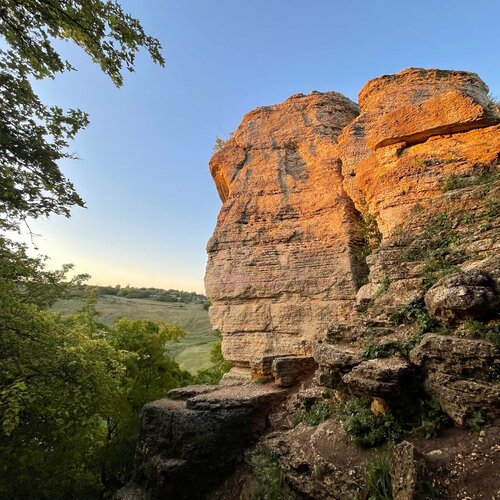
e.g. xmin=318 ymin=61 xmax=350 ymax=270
xmin=205 ymin=92 xmax=364 ymax=373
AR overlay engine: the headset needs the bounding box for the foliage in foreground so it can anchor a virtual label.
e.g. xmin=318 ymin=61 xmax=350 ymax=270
xmin=0 ymin=248 xmax=191 ymax=499
xmin=0 ymin=0 xmax=164 ymax=232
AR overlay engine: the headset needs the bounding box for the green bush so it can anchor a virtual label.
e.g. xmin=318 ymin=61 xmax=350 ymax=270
xmin=389 ymin=300 xmax=439 ymax=335
xmin=468 ymin=410 xmax=487 ymax=432
xmin=363 ymin=452 xmax=392 ymax=500
xmin=345 ymin=397 xmax=402 ymax=448
xmin=294 ymin=400 xmax=336 ymax=426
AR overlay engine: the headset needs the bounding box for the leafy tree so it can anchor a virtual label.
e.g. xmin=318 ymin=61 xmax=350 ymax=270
xmin=0 ymin=0 xmax=165 ymax=231
xmin=0 ymin=265 xmax=129 ymax=498
xmin=0 ymin=2 xmax=171 ymax=497
xmin=100 ymin=316 xmax=191 ymax=489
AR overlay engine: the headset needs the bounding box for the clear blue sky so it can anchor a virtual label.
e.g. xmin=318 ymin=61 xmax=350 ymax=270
xmin=24 ymin=0 xmax=500 ymax=293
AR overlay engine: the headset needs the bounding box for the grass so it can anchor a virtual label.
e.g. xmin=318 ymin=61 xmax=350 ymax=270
xmin=363 ymin=452 xmax=392 ymax=500
xmin=53 ymin=295 xmax=217 ymax=373
xmin=249 ymin=448 xmax=283 ymax=500
xmin=462 ymin=320 xmax=500 ymax=348
xmin=439 ymin=171 xmax=500 ymax=192
xmin=400 ymin=211 xmax=465 ymax=289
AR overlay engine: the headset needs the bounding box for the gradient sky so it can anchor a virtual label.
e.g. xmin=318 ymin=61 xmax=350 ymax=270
xmin=21 ymin=0 xmax=500 ymax=293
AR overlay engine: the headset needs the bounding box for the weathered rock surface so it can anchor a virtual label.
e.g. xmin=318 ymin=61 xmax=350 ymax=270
xmin=338 ymin=68 xmax=500 ymax=320
xmin=342 ymin=357 xmax=412 ymax=398
xmin=313 ymin=343 xmax=365 ymax=387
xmin=425 ymin=269 xmax=500 ymax=326
xmin=390 ymin=441 xmax=429 ymax=500
xmin=410 ymin=334 xmax=500 ymax=426
xmin=205 ymin=92 xmax=364 ymax=372
xmin=271 ymin=356 xmax=317 ymax=387
xmin=128 ymin=384 xmax=286 ymax=499
xmin=264 ymin=419 xmax=367 ymax=499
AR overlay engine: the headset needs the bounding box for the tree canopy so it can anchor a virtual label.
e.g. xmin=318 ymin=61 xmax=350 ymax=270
xmin=0 ymin=0 xmax=165 ymax=231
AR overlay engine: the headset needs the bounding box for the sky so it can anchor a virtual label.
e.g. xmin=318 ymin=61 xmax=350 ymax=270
xmin=20 ymin=0 xmax=500 ymax=294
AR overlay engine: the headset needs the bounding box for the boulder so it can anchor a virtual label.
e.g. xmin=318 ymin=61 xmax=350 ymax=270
xmin=271 ymin=356 xmax=317 ymax=387
xmin=410 ymin=333 xmax=498 ymax=376
xmin=424 ymin=270 xmax=500 ymax=326
xmin=390 ymin=441 xmax=429 ymax=500
xmin=342 ymin=357 xmax=412 ymax=398
xmin=410 ymin=334 xmax=500 ymax=426
xmin=313 ymin=343 xmax=365 ymax=388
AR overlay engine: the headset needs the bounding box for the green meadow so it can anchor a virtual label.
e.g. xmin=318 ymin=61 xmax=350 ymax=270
xmin=53 ymin=295 xmax=217 ymax=373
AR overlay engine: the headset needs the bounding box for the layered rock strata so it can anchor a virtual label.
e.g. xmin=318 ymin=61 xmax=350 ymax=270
xmin=205 ymin=92 xmax=364 ymax=373
xmin=130 ymin=68 xmax=500 ymax=499
xmin=206 ymin=68 xmax=500 ymax=374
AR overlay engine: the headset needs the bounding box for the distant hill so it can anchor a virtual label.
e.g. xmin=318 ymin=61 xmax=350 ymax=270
xmin=73 ymin=284 xmax=208 ymax=304
xmin=53 ymin=294 xmax=215 ymax=373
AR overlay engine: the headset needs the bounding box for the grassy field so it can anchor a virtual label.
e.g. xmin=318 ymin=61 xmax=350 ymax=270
xmin=53 ymin=295 xmax=217 ymax=373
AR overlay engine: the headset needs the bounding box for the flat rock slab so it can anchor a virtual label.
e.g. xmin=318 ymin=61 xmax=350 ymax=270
xmin=168 ymin=384 xmax=218 ymax=400
xmin=186 ymin=383 xmax=286 ymax=410
xmin=133 ymin=383 xmax=288 ymax=499
xmin=342 ymin=357 xmax=412 ymax=397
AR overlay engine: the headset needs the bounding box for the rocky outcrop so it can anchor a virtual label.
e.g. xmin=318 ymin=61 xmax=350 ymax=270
xmin=313 ymin=343 xmax=365 ymax=387
xmin=424 ymin=269 xmax=500 ymax=326
xmin=342 ymin=357 xmax=413 ymax=398
xmin=410 ymin=334 xmax=500 ymax=426
xmin=206 ymin=67 xmax=500 ymax=375
xmin=205 ymin=92 xmax=364 ymax=375
xmin=127 ymin=384 xmax=286 ymax=499
xmin=132 ymin=68 xmax=500 ymax=499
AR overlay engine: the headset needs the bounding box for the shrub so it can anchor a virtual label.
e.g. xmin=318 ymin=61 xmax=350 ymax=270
xmin=389 ymin=300 xmax=439 ymax=335
xmin=344 ymin=397 xmax=402 ymax=448
xmin=295 ymin=400 xmax=336 ymax=426
xmin=468 ymin=410 xmax=487 ymax=432
xmin=357 ymin=211 xmax=383 ymax=260
xmin=363 ymin=452 xmax=392 ymax=500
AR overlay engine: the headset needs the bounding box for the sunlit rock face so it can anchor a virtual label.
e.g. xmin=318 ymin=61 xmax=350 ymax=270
xmin=338 ymin=67 xmax=500 ymax=236
xmin=205 ymin=92 xmax=363 ymax=370
xmin=205 ymin=67 xmax=500 ymax=376
xmin=338 ymin=67 xmax=500 ymax=313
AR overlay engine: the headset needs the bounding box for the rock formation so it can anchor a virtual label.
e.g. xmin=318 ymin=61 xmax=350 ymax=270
xmin=125 ymin=68 xmax=500 ymax=499
xmin=205 ymin=92 xmax=365 ymax=373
